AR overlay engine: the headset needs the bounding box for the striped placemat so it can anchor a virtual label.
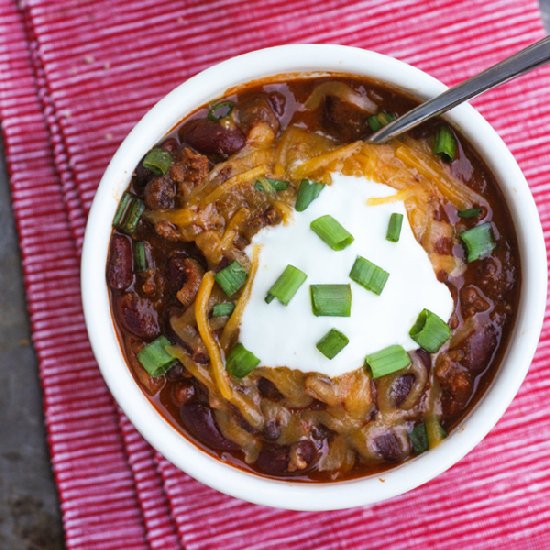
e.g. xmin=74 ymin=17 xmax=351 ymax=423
xmin=1 ymin=0 xmax=549 ymax=548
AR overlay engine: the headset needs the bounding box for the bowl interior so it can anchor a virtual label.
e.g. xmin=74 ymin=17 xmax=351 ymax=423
xmin=81 ymin=44 xmax=547 ymax=511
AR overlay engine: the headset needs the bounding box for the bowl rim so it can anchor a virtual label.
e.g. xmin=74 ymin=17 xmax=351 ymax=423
xmin=81 ymin=44 xmax=547 ymax=511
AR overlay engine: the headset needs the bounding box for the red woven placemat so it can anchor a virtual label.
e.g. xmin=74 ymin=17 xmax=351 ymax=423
xmin=1 ymin=1 xmax=549 ymax=548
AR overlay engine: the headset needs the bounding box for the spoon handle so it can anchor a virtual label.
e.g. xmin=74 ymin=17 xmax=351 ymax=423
xmin=369 ymin=35 xmax=550 ymax=143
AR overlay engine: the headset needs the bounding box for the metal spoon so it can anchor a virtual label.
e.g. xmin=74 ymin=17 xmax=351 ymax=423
xmin=369 ymin=35 xmax=550 ymax=143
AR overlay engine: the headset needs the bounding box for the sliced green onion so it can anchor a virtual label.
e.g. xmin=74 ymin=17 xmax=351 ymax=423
xmin=113 ymin=192 xmax=132 ymax=227
xmin=214 ymin=261 xmax=248 ymax=297
xmin=295 ymin=178 xmax=324 ymax=212
xmin=368 ymin=111 xmax=396 ymax=132
xmin=254 ymin=177 xmax=289 ymax=194
xmin=113 ymin=193 xmax=144 ymax=235
xmin=133 ymin=242 xmax=148 ymax=272
xmin=457 ymin=207 xmax=482 ymax=219
xmin=265 ymin=264 xmax=307 ymax=305
xmin=433 ymin=125 xmax=457 ymax=163
xmin=310 ymin=284 xmax=352 ymax=317
xmin=349 ymin=256 xmax=389 ymax=296
xmin=310 ymin=215 xmax=354 ymax=251
xmin=409 ymin=423 xmax=429 ymax=454
xmin=211 ymin=302 xmax=235 ymax=318
xmin=226 ymin=343 xmax=260 ymax=378
xmin=364 ymin=344 xmax=410 ymax=379
xmin=386 ymin=212 xmax=404 ymax=242
xmin=460 ymin=222 xmax=496 ymax=263
xmin=137 ymin=336 xmax=177 ymax=377
xmin=316 ymin=329 xmax=349 ymax=359
xmin=124 ymin=199 xmax=145 ymax=234
xmin=207 ymin=100 xmax=234 ymax=122
xmin=143 ymin=147 xmax=173 ymax=175
xmin=409 ymin=308 xmax=451 ymax=352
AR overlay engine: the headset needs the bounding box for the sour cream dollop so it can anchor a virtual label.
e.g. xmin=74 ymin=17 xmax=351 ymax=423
xmin=240 ymin=173 xmax=453 ymax=377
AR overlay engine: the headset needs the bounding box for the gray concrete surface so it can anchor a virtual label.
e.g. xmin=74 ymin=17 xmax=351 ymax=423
xmin=0 ymin=4 xmax=548 ymax=549
xmin=0 ymin=137 xmax=64 ymax=548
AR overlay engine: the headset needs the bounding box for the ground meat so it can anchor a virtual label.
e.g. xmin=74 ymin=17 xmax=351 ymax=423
xmin=475 ymin=256 xmax=511 ymax=300
xmin=140 ymin=268 xmax=164 ymax=299
xmin=263 ymin=207 xmax=281 ymax=226
xmin=170 ymin=146 xmax=209 ymax=200
xmin=433 ymin=237 xmax=453 ymax=255
xmin=154 ymin=220 xmax=180 ymax=241
xmin=166 ymin=254 xmax=190 ymax=296
xmin=173 ymin=258 xmax=203 ymax=309
xmin=236 ymin=94 xmax=280 ymax=134
xmin=176 ymin=258 xmax=204 ymax=307
xmin=436 ymin=352 xmax=473 ymax=417
xmin=323 ymin=96 xmax=369 ymax=141
xmin=441 ymin=372 xmax=472 ymax=418
xmin=160 ymin=137 xmax=179 ymax=154
xmin=143 ymin=175 xmax=176 ymax=210
xmin=460 ymin=284 xmax=490 ymax=319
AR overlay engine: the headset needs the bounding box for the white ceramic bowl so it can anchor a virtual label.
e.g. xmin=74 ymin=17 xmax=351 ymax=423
xmin=81 ymin=44 xmax=547 ymax=511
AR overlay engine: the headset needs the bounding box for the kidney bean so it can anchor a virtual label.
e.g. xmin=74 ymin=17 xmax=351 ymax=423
xmin=114 ymin=292 xmax=160 ymax=340
xmin=179 ymin=403 xmax=237 ymax=451
xmin=179 ymin=118 xmax=245 ymax=157
xmin=374 ymin=431 xmax=404 ymax=463
xmin=133 ymin=163 xmax=154 ymax=187
xmin=254 ymin=444 xmax=289 ymax=475
xmin=107 ymin=233 xmax=133 ymax=290
xmin=143 ymin=175 xmax=176 ymax=210
xmin=263 ymin=421 xmax=282 ymax=441
xmin=257 ymin=377 xmax=283 ymax=400
xmin=460 ymin=324 xmax=498 ymax=373
xmin=165 ymin=362 xmax=188 ymax=382
xmin=287 ymin=440 xmax=318 ymax=473
xmin=391 ymin=374 xmax=415 ymax=407
xmin=172 ymin=381 xmax=196 ymax=407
